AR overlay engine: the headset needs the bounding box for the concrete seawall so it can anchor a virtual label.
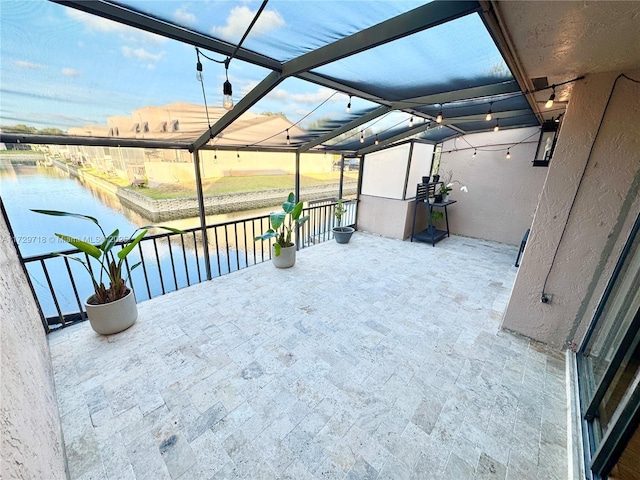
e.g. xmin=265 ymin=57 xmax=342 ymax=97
xmin=53 ymin=160 xmax=356 ymax=221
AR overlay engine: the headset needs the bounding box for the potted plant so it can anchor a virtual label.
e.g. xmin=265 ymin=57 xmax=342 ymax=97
xmin=254 ymin=192 xmax=309 ymax=268
xmin=332 ymin=198 xmax=355 ymax=244
xmin=439 ymin=169 xmax=469 ymax=201
xmin=31 ymin=209 xmax=182 ymax=335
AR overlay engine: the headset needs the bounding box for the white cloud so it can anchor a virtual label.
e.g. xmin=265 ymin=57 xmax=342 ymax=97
xmin=67 ymin=8 xmax=127 ymax=33
xmin=174 ymin=6 xmax=196 ymax=26
xmin=121 ymin=46 xmax=165 ymax=62
xmin=15 ymin=60 xmax=46 ymax=70
xmin=291 ymin=88 xmax=340 ymax=105
xmin=67 ymin=8 xmax=165 ymax=45
xmin=62 ymin=68 xmax=81 ymax=77
xmin=211 ymin=6 xmax=284 ymax=40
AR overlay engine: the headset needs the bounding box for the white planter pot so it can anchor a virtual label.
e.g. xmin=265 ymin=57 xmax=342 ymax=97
xmin=272 ymin=244 xmax=296 ymax=268
xmin=85 ymin=288 xmax=138 ymax=335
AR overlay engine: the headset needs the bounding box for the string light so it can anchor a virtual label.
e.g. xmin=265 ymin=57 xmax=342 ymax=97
xmin=494 ymin=120 xmax=500 ymax=132
xmin=436 ymin=110 xmax=443 ymax=123
xmin=286 ymin=129 xmax=290 ymax=145
xmin=485 ymin=103 xmax=492 ymax=121
xmin=506 ymin=149 xmax=511 ymax=159
xmin=472 ymin=149 xmax=477 ymax=158
xmin=196 ymin=56 xmax=203 ymax=82
xmin=375 ymin=135 xmax=380 ymax=145
xmin=409 ymin=116 xmax=414 ymax=128
xmin=346 ymin=96 xmax=351 ymax=114
xmin=222 ymin=58 xmax=233 ymax=111
xmin=360 ymin=131 xmax=364 ymax=143
xmin=545 ymin=87 xmax=556 ymax=109
xmin=236 ymin=150 xmax=240 ymax=161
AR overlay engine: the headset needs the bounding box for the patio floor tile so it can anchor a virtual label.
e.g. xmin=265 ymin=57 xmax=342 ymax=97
xmin=49 ymin=233 xmax=568 ymax=479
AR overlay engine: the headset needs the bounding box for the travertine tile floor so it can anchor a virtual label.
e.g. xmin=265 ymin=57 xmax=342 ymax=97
xmin=49 ymin=233 xmax=568 ymax=480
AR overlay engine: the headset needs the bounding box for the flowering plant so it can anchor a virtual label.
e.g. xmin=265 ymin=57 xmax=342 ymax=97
xmin=439 ymin=170 xmax=468 ymax=195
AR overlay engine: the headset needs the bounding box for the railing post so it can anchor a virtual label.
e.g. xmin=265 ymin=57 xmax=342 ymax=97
xmin=295 ymin=151 xmax=301 ymax=251
xmin=339 ymin=154 xmax=345 ymax=199
xmin=193 ymin=149 xmax=212 ymax=280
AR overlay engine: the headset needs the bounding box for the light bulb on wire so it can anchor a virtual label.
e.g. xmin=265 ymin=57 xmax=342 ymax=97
xmin=375 ymin=135 xmax=379 ymax=145
xmin=545 ymin=87 xmax=556 ymax=109
xmin=359 ymin=131 xmax=364 ymax=144
xmin=506 ymin=149 xmax=511 ymax=159
xmin=286 ymin=129 xmax=290 ymax=145
xmin=472 ymin=149 xmax=477 ymax=159
xmin=196 ymin=59 xmax=203 ymax=82
xmin=485 ymin=106 xmax=492 ymax=121
xmin=222 ymin=58 xmax=233 ymax=110
xmin=346 ymin=96 xmax=351 ymax=114
xmin=409 ymin=116 xmax=414 ymax=128
xmin=436 ymin=110 xmax=443 ymax=124
xmin=494 ymin=120 xmax=500 ymax=132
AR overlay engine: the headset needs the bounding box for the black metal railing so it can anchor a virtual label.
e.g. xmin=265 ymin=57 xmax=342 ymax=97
xmin=22 ymin=199 xmax=357 ymax=330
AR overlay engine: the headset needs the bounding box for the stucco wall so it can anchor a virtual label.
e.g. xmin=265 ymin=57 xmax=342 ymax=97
xmin=0 ymin=208 xmax=67 ymax=479
xmin=438 ymin=127 xmax=547 ymax=245
xmin=502 ymin=70 xmax=640 ymax=349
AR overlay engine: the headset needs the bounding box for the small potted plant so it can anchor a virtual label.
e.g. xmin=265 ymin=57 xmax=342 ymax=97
xmin=31 ymin=209 xmax=182 ymax=335
xmin=332 ymin=198 xmax=355 ymax=244
xmin=254 ymin=192 xmax=309 ymax=268
xmin=439 ymin=169 xmax=469 ymax=201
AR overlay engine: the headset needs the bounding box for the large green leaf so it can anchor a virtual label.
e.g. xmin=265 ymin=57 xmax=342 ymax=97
xmin=141 ymin=225 xmax=186 ymax=234
xmin=55 ymin=233 xmax=102 ymax=259
xmin=31 ymin=209 xmax=99 ymax=225
xmin=291 ymin=201 xmax=304 ymax=220
xmin=117 ymin=230 xmax=147 ymax=259
xmin=270 ymin=212 xmax=286 ymax=230
xmin=255 ymin=229 xmax=276 ymax=241
xmin=100 ymin=229 xmax=119 ymax=254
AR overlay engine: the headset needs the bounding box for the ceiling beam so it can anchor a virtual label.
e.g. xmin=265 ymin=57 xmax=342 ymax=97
xmin=441 ymin=108 xmax=532 ymax=124
xmin=297 ymin=106 xmax=391 ymax=153
xmin=0 ymin=133 xmax=190 ymax=149
xmin=391 ymin=80 xmax=521 ymax=109
xmin=357 ymin=123 xmax=435 ymax=155
xmin=282 ymin=1 xmax=481 ymax=76
xmin=52 ymin=0 xmax=281 ymax=71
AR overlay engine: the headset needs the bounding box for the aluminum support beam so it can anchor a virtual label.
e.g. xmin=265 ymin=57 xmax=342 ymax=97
xmin=357 ymin=122 xmax=434 ymax=155
xmin=297 ymin=106 xmax=391 ymax=153
xmin=192 ymin=150 xmax=212 ymax=281
xmin=0 ymin=133 xmax=190 ymax=149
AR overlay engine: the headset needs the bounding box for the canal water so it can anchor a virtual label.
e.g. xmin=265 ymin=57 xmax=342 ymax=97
xmin=0 ymin=165 xmax=282 ymax=321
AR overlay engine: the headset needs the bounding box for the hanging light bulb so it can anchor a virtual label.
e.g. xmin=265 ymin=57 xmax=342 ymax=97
xmin=472 ymin=149 xmax=477 ymax=158
xmin=346 ymin=96 xmax=351 ymax=114
xmin=222 ymin=58 xmax=233 ymax=110
xmin=375 ymin=135 xmax=379 ymax=145
xmin=236 ymin=150 xmax=240 ymax=161
xmin=545 ymin=87 xmax=556 ymax=109
xmin=196 ymin=59 xmax=203 ymax=82
xmin=286 ymin=129 xmax=290 ymax=145
xmin=485 ymin=105 xmax=492 ymax=121
xmin=436 ymin=110 xmax=443 ymax=123
xmin=494 ymin=120 xmax=500 ymax=132
xmin=506 ymin=149 xmax=511 ymax=159
xmin=360 ymin=131 xmax=364 ymax=143
xmin=409 ymin=116 xmax=414 ymax=128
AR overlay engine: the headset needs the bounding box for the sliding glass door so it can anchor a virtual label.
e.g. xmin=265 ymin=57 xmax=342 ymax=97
xmin=577 ymin=213 xmax=640 ymax=479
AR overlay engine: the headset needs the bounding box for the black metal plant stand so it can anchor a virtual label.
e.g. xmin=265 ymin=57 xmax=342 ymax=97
xmin=410 ymin=182 xmax=456 ymax=246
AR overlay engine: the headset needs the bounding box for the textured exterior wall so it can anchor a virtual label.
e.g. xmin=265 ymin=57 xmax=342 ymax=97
xmin=438 ymin=127 xmax=547 ymax=245
xmin=502 ymin=70 xmax=640 ymax=349
xmin=0 ymin=211 xmax=67 ymax=479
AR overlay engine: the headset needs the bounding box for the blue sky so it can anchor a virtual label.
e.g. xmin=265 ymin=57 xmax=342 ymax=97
xmin=0 ymin=1 xmax=507 ymax=139
xmin=0 ymin=0 xmax=406 ymax=132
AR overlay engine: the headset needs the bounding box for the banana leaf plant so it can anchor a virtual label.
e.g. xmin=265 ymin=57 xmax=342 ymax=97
xmin=31 ymin=209 xmax=183 ymax=304
xmin=254 ymin=192 xmax=309 ymax=256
